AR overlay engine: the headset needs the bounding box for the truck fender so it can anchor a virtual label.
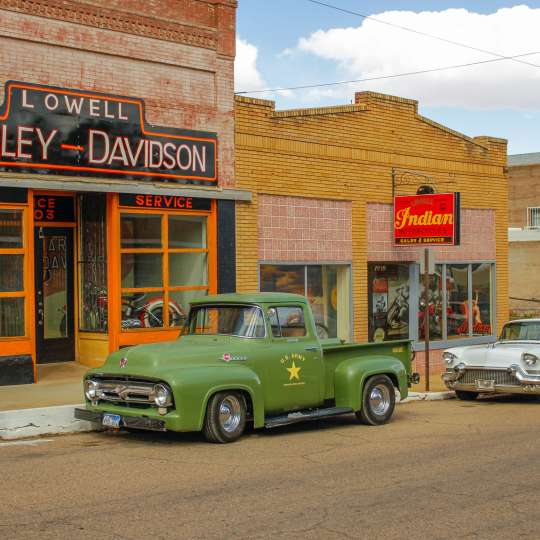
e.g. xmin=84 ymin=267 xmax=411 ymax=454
xmin=333 ymin=356 xmax=408 ymax=411
xmin=196 ymin=368 xmax=265 ymax=430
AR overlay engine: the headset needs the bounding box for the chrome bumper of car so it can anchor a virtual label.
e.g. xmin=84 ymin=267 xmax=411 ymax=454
xmin=442 ymin=363 xmax=540 ymax=393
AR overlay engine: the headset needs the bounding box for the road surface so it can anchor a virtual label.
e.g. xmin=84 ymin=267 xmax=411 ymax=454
xmin=2 ymin=395 xmax=540 ymax=539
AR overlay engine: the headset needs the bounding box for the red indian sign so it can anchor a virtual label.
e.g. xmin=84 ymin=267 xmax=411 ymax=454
xmin=394 ymin=193 xmax=460 ymax=245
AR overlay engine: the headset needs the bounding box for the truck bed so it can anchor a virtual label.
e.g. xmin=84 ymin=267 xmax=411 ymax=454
xmin=321 ymin=339 xmax=412 ymax=400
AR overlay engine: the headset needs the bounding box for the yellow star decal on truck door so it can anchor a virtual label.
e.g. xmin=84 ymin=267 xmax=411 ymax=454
xmin=287 ymin=361 xmax=301 ymax=381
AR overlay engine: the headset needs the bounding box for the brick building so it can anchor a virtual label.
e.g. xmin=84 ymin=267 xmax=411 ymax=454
xmin=508 ymin=153 xmax=540 ymax=318
xmin=235 ymin=92 xmax=508 ymax=376
xmin=0 ymin=0 xmax=247 ymax=385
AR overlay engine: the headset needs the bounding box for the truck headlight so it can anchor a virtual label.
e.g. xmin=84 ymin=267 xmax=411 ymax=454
xmin=522 ymin=353 xmax=538 ymax=366
xmin=84 ymin=379 xmax=99 ymax=400
xmin=443 ymin=352 xmax=457 ymax=366
xmin=152 ymin=383 xmax=172 ymax=407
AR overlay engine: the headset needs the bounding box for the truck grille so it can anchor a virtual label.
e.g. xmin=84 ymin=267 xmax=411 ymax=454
xmin=459 ymin=369 xmax=519 ymax=386
xmin=94 ymin=378 xmax=155 ymax=405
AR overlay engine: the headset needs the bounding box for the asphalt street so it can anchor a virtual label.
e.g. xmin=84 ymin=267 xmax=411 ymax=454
xmin=1 ymin=396 xmax=540 ymax=539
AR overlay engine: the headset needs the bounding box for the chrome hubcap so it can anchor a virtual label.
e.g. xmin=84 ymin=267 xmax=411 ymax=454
xmin=369 ymin=385 xmax=391 ymax=416
xmin=219 ymin=395 xmax=242 ymax=433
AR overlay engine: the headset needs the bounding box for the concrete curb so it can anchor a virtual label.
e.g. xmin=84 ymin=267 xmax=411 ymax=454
xmin=0 ymin=404 xmax=94 ymax=440
xmin=0 ymin=391 xmax=456 ymax=440
xmin=399 ymin=391 xmax=455 ymax=403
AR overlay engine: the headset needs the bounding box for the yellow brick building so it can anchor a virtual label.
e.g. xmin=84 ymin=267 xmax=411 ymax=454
xmin=234 ymin=91 xmax=508 ymax=375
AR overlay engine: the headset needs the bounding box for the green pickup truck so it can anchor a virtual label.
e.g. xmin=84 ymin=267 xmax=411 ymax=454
xmin=75 ymin=293 xmax=418 ymax=443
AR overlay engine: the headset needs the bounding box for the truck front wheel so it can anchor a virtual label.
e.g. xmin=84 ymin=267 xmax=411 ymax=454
xmin=356 ymin=375 xmax=396 ymax=426
xmin=203 ymin=391 xmax=247 ymax=443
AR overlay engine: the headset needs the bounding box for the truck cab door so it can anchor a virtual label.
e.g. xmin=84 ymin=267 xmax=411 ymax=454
xmin=262 ymin=305 xmax=325 ymax=415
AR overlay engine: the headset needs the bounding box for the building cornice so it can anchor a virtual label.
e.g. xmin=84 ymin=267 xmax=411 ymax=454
xmin=0 ymin=0 xmax=218 ymax=50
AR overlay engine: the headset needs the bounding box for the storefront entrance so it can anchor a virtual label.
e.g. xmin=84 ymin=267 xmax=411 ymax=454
xmin=34 ymin=227 xmax=75 ymax=364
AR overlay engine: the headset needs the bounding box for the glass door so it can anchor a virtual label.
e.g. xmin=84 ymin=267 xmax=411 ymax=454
xmin=35 ymin=227 xmax=75 ymax=363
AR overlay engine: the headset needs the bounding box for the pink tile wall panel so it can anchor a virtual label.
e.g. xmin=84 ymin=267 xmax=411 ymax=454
xmin=259 ymin=195 xmax=352 ymax=262
xmin=367 ymin=204 xmax=496 ymax=262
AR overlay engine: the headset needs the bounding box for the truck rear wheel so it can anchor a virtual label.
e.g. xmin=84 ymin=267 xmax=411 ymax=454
xmin=203 ymin=391 xmax=246 ymax=443
xmin=356 ymin=375 xmax=396 ymax=426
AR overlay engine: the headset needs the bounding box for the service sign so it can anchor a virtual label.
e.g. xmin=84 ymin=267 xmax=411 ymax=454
xmin=394 ymin=192 xmax=460 ymax=245
xmin=0 ymin=81 xmax=217 ymax=184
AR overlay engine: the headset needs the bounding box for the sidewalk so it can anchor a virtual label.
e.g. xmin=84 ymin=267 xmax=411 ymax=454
xmin=0 ymin=362 xmax=87 ymax=412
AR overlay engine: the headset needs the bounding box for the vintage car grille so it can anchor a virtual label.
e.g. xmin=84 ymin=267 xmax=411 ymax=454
xmin=94 ymin=378 xmax=156 ymax=405
xmin=459 ymin=369 xmax=519 ymax=386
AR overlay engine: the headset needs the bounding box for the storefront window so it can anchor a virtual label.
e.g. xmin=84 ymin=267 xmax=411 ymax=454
xmin=121 ymin=253 xmax=163 ymax=288
xmin=79 ymin=194 xmax=108 ymax=332
xmin=0 ymin=209 xmax=25 ymax=337
xmin=472 ymin=264 xmax=493 ymax=336
xmin=120 ymin=209 xmax=209 ymax=329
xmin=0 ymin=298 xmax=24 ymax=337
xmin=0 ymin=209 xmax=23 ymax=248
xmin=368 ymin=263 xmax=410 ymax=342
xmin=418 ymin=265 xmax=443 ymax=341
xmin=260 ymin=264 xmax=351 ymax=340
xmin=0 ymin=255 xmax=23 ymax=292
xmin=121 ymin=214 xmax=161 ymax=248
xmin=446 ymin=264 xmax=469 ymax=339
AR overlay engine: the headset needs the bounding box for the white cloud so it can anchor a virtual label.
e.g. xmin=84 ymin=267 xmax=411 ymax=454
xmin=235 ymin=38 xmax=294 ymax=99
xmin=295 ymin=5 xmax=540 ymax=109
xmin=235 ymin=37 xmax=267 ymax=93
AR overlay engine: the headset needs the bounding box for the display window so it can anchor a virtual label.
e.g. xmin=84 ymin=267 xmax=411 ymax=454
xmin=119 ymin=210 xmax=211 ymax=330
xmin=0 ymin=208 xmax=27 ymax=338
xmin=79 ymin=194 xmax=108 ymax=333
xmin=368 ymin=263 xmax=410 ymax=342
xmin=260 ymin=264 xmax=351 ymax=340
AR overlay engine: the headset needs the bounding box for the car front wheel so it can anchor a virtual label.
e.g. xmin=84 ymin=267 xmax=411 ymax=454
xmin=203 ymin=391 xmax=247 ymax=443
xmin=356 ymin=375 xmax=396 ymax=425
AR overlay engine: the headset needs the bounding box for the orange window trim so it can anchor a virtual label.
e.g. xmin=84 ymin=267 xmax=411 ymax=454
xmin=116 ymin=202 xmax=217 ymax=335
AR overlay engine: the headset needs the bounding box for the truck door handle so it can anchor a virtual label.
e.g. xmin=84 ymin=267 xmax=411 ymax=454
xmin=304 ymin=346 xmax=319 ymax=351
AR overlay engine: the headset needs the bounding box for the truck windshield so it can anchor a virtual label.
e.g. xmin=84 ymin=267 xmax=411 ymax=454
xmin=186 ymin=305 xmax=266 ymax=338
xmin=500 ymin=321 xmax=540 ymax=341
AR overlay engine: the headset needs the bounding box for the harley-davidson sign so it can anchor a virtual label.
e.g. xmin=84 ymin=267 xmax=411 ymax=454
xmin=394 ymin=193 xmax=460 ymax=245
xmin=0 ymin=81 xmax=217 ymax=184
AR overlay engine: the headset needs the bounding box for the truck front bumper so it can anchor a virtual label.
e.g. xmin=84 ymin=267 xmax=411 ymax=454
xmin=74 ymin=408 xmax=166 ymax=431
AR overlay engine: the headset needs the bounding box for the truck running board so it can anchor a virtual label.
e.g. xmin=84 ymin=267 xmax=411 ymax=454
xmin=264 ymin=407 xmax=354 ymax=429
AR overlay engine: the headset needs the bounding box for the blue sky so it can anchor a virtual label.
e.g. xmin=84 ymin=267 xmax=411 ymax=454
xmin=236 ymin=1 xmax=540 ymax=154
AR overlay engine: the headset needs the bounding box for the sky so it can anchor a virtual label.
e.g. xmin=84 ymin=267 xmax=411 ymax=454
xmin=235 ymin=1 xmax=540 ymax=155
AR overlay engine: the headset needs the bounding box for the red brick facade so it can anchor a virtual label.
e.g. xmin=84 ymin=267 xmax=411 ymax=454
xmin=0 ymin=0 xmax=237 ymax=186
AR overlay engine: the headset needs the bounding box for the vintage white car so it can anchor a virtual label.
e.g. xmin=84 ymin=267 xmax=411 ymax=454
xmin=442 ymin=319 xmax=540 ymax=400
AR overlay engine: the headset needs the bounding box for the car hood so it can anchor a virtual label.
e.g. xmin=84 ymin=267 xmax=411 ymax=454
xmin=446 ymin=342 xmax=540 ymax=368
xmin=94 ymin=335 xmax=249 ymax=378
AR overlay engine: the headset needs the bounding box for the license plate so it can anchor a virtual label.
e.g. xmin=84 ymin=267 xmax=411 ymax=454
xmin=476 ymin=379 xmax=495 ymax=390
xmin=102 ymin=413 xmax=121 ymax=429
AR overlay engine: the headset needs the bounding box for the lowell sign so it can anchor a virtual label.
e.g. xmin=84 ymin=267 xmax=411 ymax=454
xmin=0 ymin=81 xmax=217 ymax=184
xmin=394 ymin=192 xmax=460 ymax=246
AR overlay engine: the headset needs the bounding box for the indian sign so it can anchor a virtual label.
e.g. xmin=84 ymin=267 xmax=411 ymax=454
xmin=394 ymin=193 xmax=460 ymax=245
xmin=0 ymin=81 xmax=217 ymax=184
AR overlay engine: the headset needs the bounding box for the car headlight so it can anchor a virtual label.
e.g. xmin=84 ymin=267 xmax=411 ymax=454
xmin=152 ymin=383 xmax=172 ymax=407
xmin=443 ymin=352 xmax=458 ymax=366
xmin=522 ymin=353 xmax=538 ymax=366
xmin=84 ymin=379 xmax=99 ymax=400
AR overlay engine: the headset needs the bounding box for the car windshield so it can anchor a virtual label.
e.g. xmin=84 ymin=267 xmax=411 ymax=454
xmin=186 ymin=305 xmax=266 ymax=338
xmin=500 ymin=321 xmax=540 ymax=341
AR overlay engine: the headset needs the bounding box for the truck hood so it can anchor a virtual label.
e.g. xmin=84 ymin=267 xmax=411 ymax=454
xmin=446 ymin=342 xmax=540 ymax=368
xmin=96 ymin=336 xmax=246 ymax=378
